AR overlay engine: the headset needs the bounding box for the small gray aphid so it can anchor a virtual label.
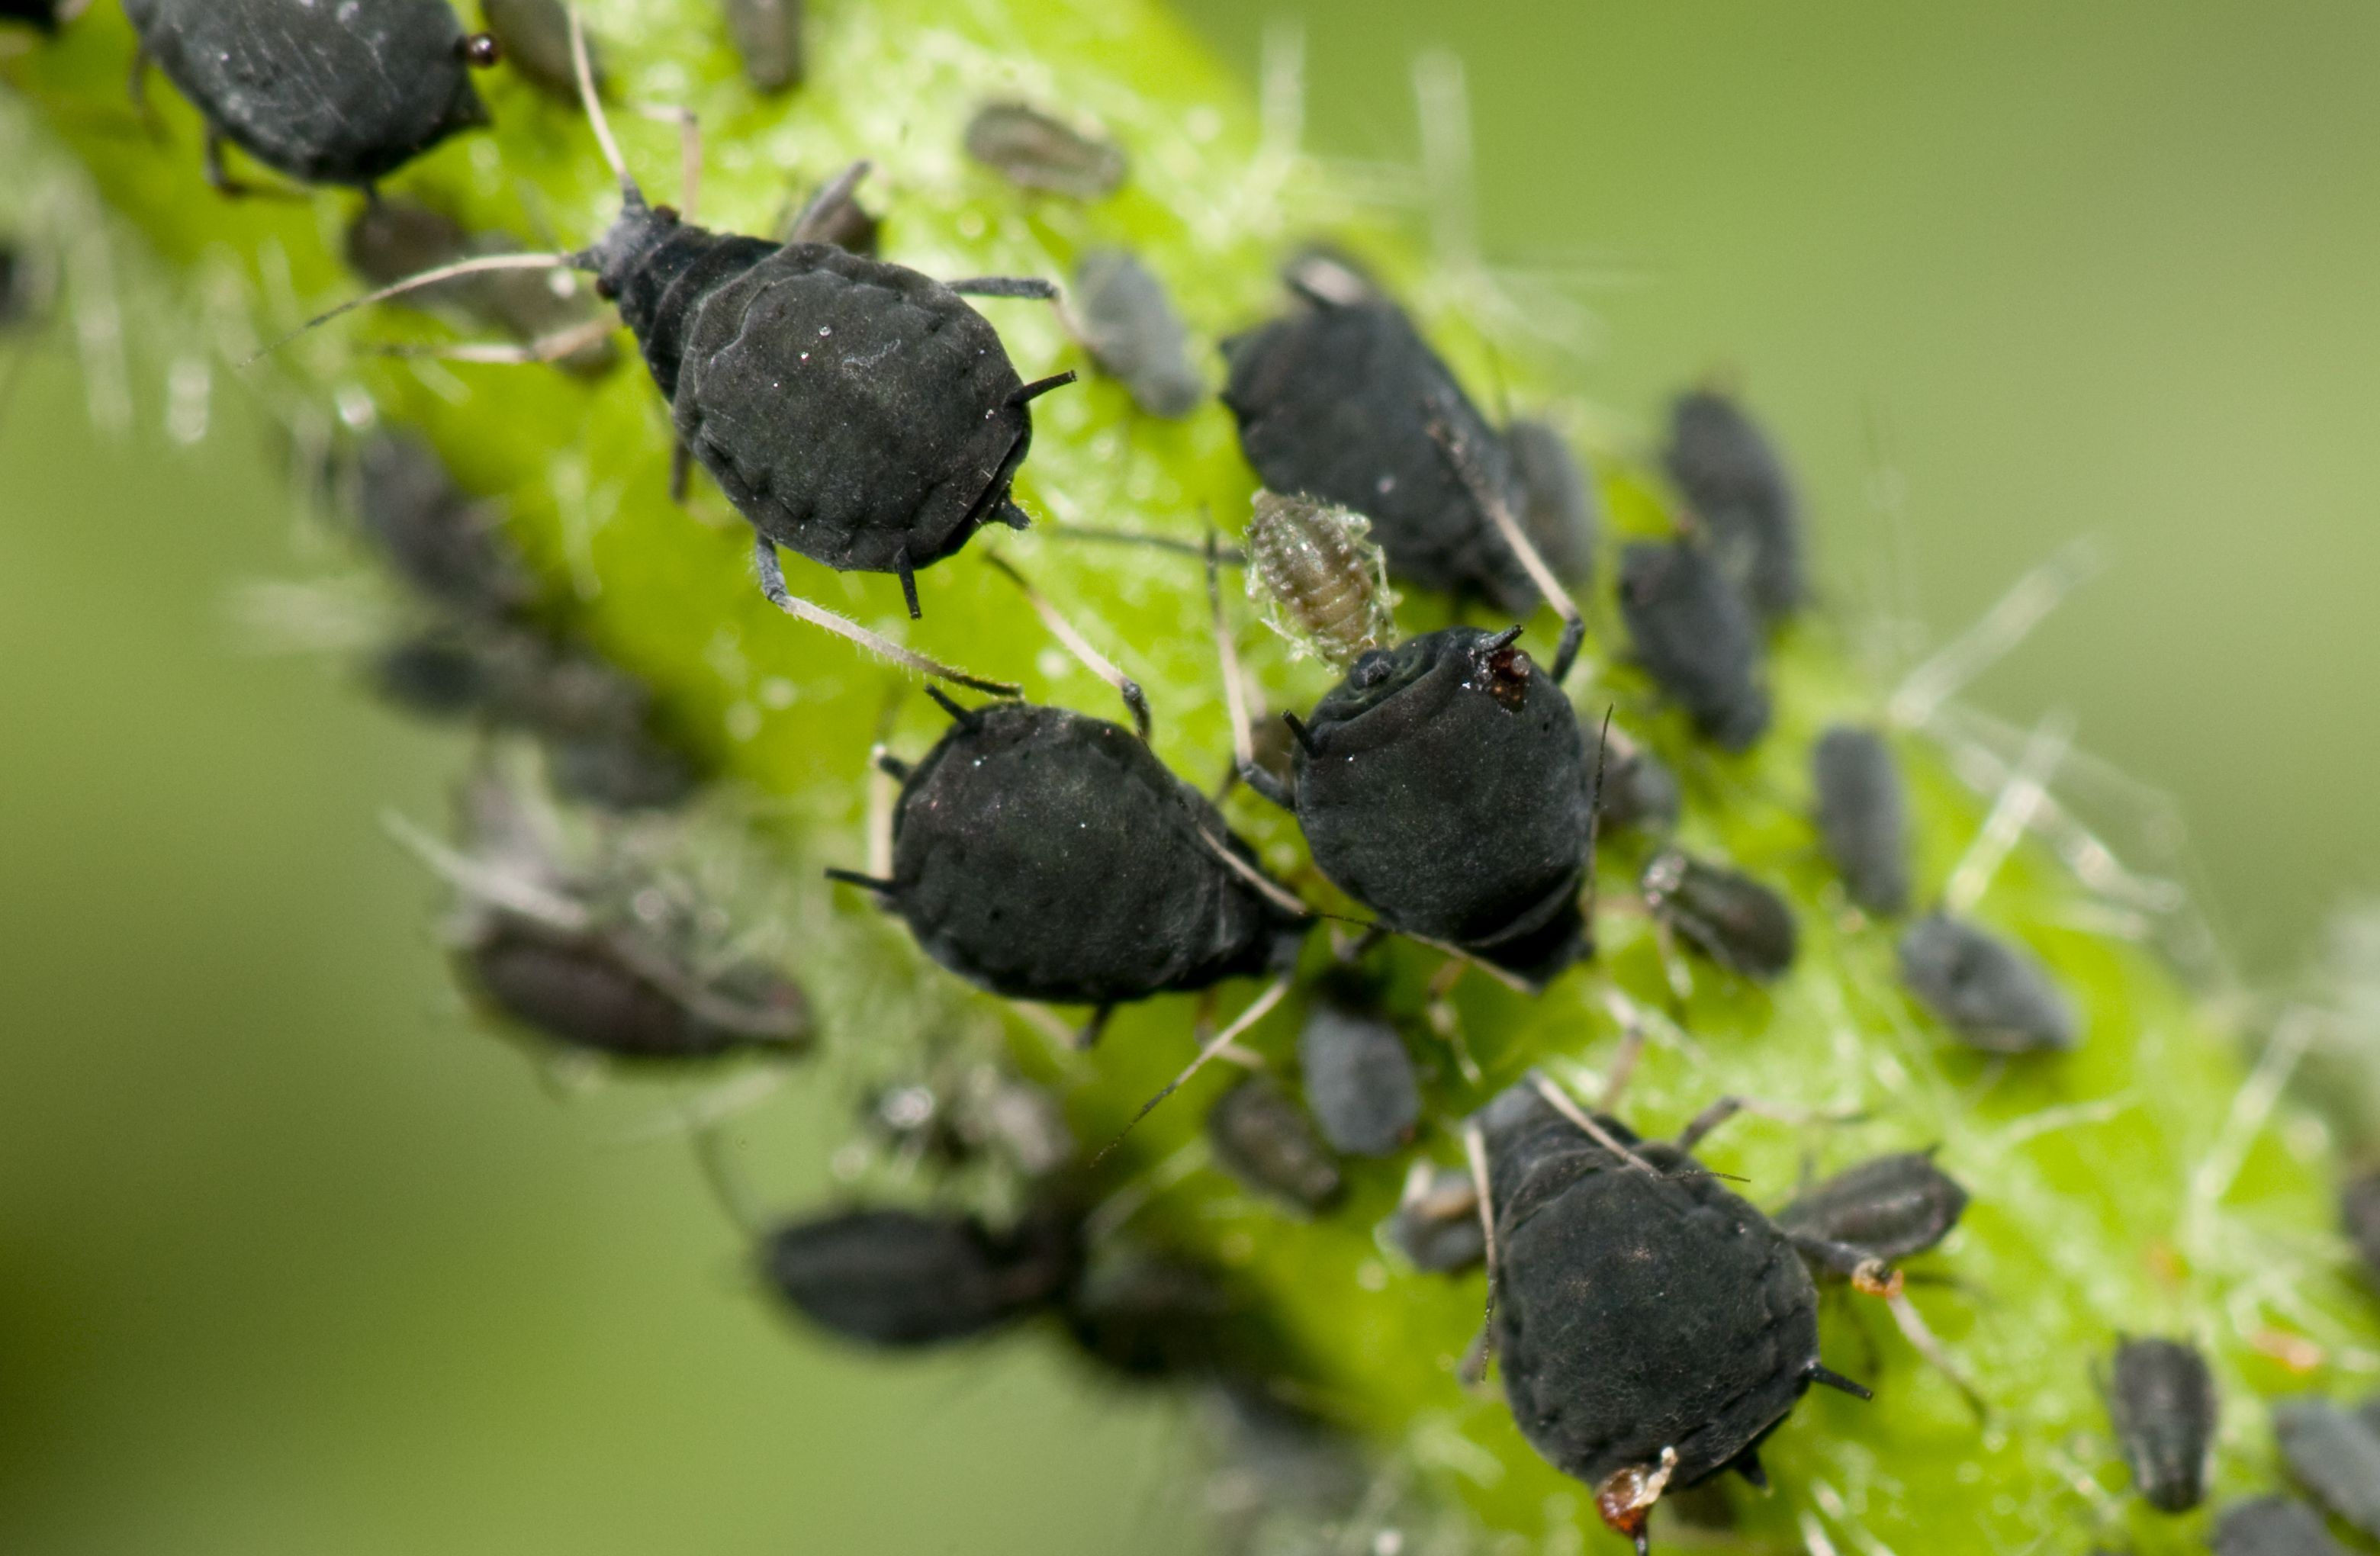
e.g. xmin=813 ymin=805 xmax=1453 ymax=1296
xmin=1812 ymin=725 xmax=1912 ymax=916
xmin=1388 ymin=1164 xmax=1484 ymax=1273
xmin=1071 ymin=248 xmax=1203 ymax=419
xmin=461 ymin=912 xmax=809 ymax=1061
xmin=1295 ymin=981 xmax=1420 ymax=1157
xmin=963 ymin=101 xmax=1127 ymax=199
xmin=2274 ymin=1397 xmax=2380 ymax=1539
xmin=1507 ymin=417 xmax=1598 ymax=587
xmin=1618 ymin=538 xmax=1771 ymax=751
xmin=1244 ymin=491 xmax=1397 ymax=669
xmin=1664 ymin=387 xmax=1803 ymax=622
xmin=761 ymin=1205 xmax=1073 ymax=1348
xmin=1775 ymin=1152 xmax=1967 ymax=1264
xmin=344 ymin=199 xmax=617 ymax=377
xmin=2105 ymin=1336 xmax=2218 ymax=1513
xmin=1898 ymin=912 xmax=2076 ymax=1053
xmin=1208 ymin=1078 xmax=1343 ymax=1213
xmin=722 ymin=0 xmax=802 ymax=93
xmin=1642 ymin=849 xmax=1797 ymax=982
xmin=2212 ymin=1497 xmax=2349 ymax=1556
xmin=481 ymin=0 xmax=597 ymax=102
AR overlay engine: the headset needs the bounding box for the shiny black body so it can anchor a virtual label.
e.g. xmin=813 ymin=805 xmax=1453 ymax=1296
xmin=1899 ymin=912 xmax=2076 ymax=1053
xmin=125 ymin=0 xmax=492 ymax=188
xmin=1642 ymin=850 xmax=1797 ymax=982
xmin=1267 ymin=626 xmax=1592 ymax=982
xmin=1207 ymin=1079 xmax=1343 ymax=1212
xmin=1664 ymin=389 xmax=1803 ymax=622
xmin=1812 ymin=725 xmax=1912 ymax=916
xmin=2213 ymin=1498 xmax=2348 ymax=1556
xmin=1295 ymin=977 xmax=1420 ymax=1157
xmin=1618 ymin=539 xmax=1771 ymax=750
xmin=1477 ymin=1085 xmax=1838 ymax=1497
xmin=1776 ymin=1153 xmax=1967 ymax=1265
xmin=1222 ymin=290 xmax=1536 ymax=612
xmin=2274 ymin=1398 xmax=2380 ymax=1538
xmin=1073 ymin=248 xmax=1201 ymax=419
xmin=2107 ymin=1336 xmax=2217 ymax=1513
xmin=460 ymin=911 xmax=808 ymax=1060
xmin=861 ymin=700 xmax=1307 ymax=1008
xmin=761 ymin=1206 xmax=1072 ymax=1347
xmin=585 ymin=194 xmax=1048 ymax=580
xmin=1508 ymin=416 xmax=1598 ymax=587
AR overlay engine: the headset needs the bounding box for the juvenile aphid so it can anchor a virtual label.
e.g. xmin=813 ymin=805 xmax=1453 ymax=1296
xmin=963 ymin=101 xmax=1128 ymax=199
xmin=1596 ymin=725 xmax=1681 ymax=835
xmin=760 ymin=1205 xmax=1073 ymax=1348
xmin=2344 ymin=1171 xmax=2380 ymax=1284
xmin=1060 ymin=1252 xmax=1248 ymax=1384
xmin=481 ymin=0 xmax=598 ymax=101
xmin=1472 ymin=1081 xmax=1869 ymax=1552
xmin=1295 ymin=974 xmax=1420 ymax=1157
xmin=461 ymin=910 xmax=808 ymax=1059
xmin=1899 ymin=911 xmax=2077 ymax=1053
xmin=350 ymin=432 xmax=536 ymax=623
xmin=2105 ymin=1336 xmax=2218 ymax=1513
xmin=345 ymin=199 xmax=619 ymax=377
xmin=1812 ymin=725 xmax=1912 ymax=916
xmin=1387 ymin=1163 xmax=1485 ymax=1273
xmin=125 ymin=0 xmax=499 ymax=193
xmin=1619 ymin=538 xmax=1771 ymax=750
xmin=1243 ymin=491 xmax=1397 ymax=669
xmin=721 ymin=0 xmax=802 ymax=94
xmin=1069 ymin=248 xmax=1203 ymax=420
xmin=831 ymin=697 xmax=1308 ymax=1016
xmin=1664 ymin=387 xmax=1804 ymax=622
xmin=1244 ymin=625 xmax=1595 ymax=982
xmin=1641 ymin=849 xmax=1798 ymax=982
xmin=2213 ymin=1497 xmax=2349 ymax=1556
xmin=2274 ymin=1398 xmax=2380 ymax=1538
xmin=1222 ymin=275 xmax=1538 ymax=612
xmin=1507 ymin=417 xmax=1599 ymax=589
xmin=1207 ymin=1078 xmax=1343 ymax=1212
xmin=1775 ymin=1152 xmax=1968 ymax=1263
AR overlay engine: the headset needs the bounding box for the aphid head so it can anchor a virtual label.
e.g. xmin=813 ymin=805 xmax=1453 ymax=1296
xmin=584 ymin=185 xmax=680 ymax=301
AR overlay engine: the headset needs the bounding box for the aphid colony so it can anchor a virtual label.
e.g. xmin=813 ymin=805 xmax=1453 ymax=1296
xmin=66 ymin=2 xmax=2363 ymax=1549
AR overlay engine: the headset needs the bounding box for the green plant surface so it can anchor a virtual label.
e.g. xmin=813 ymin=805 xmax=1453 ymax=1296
xmin=8 ymin=3 xmax=2377 ymax=1553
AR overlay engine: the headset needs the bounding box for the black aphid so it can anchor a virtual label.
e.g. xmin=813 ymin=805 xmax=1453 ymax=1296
xmin=1471 ymin=1080 xmax=1868 ymax=1552
xmin=1061 ymin=1252 xmax=1247 ymax=1383
xmin=1776 ymin=1152 xmax=1967 ymax=1265
xmin=125 ymin=0 xmax=498 ymax=192
xmin=2213 ymin=1497 xmax=2349 ymax=1556
xmin=1243 ymin=490 xmax=1397 ymax=669
xmin=1388 ymin=1164 xmax=1484 ymax=1273
xmin=1070 ymin=248 xmax=1202 ymax=420
xmin=1221 ymin=273 xmax=1537 ymax=612
xmin=1208 ymin=1078 xmax=1343 ymax=1212
xmin=461 ymin=909 xmax=809 ymax=1059
xmin=481 ymin=0 xmax=597 ymax=101
xmin=1618 ymin=538 xmax=1771 ymax=750
xmin=1596 ymin=725 xmax=1681 ymax=835
xmin=351 ymin=432 xmax=536 ymax=622
xmin=2274 ymin=1397 xmax=2380 ymax=1538
xmin=865 ymin=1065 xmax=1074 ymax=1178
xmin=1507 ymin=417 xmax=1598 ymax=588
xmin=1812 ymin=725 xmax=1912 ymax=916
xmin=1243 ymin=625 xmax=1594 ymax=983
xmin=2105 ymin=1336 xmax=2218 ymax=1513
xmin=2344 ymin=1171 xmax=2380 ymax=1284
xmin=761 ymin=1205 xmax=1073 ymax=1348
xmin=1664 ymin=387 xmax=1803 ymax=622
xmin=963 ymin=101 xmax=1127 ymax=199
xmin=831 ymin=698 xmax=1307 ymax=1017
xmin=1641 ymin=849 xmax=1797 ymax=983
xmin=1296 ymin=974 xmax=1420 ymax=1157
xmin=346 ymin=199 xmax=619 ymax=377
xmin=1899 ymin=911 xmax=2076 ymax=1053
xmin=722 ymin=0 xmax=802 ymax=93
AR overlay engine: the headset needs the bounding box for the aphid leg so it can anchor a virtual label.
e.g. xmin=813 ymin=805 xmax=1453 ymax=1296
xmin=1428 ymin=396 xmax=1585 ymax=681
xmin=1076 ymin=1005 xmax=1114 ymax=1051
xmin=126 ymin=47 xmax=166 ymax=141
xmin=380 ymin=810 xmax=592 ymax=931
xmin=1092 ymin=972 xmax=1295 ymax=1166
xmin=1456 ymin=1120 xmax=1500 ymax=1388
xmin=1425 ymin=959 xmax=1483 ymax=1085
xmin=754 ymin=538 xmax=1020 ymax=695
xmin=983 ymin=554 xmax=1150 ymax=737
xmin=1527 ymin=1070 xmax=1658 ymax=1174
xmin=1677 ymin=1094 xmax=1861 ymax=1153
xmin=786 ymin=160 xmax=873 ymax=244
xmin=946 ymin=277 xmax=1062 ymax=301
xmin=1848 ymin=1258 xmax=1989 ymax=1420
xmin=1600 ymin=1018 xmax=1647 ymax=1112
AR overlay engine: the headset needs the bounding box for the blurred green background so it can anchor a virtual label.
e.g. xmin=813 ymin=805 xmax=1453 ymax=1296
xmin=4 ymin=2 xmax=2376 ymax=1551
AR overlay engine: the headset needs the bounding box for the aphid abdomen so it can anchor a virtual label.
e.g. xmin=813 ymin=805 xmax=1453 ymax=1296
xmin=675 ymin=245 xmax=1030 ymax=573
xmin=1245 ymin=492 xmax=1394 ymax=667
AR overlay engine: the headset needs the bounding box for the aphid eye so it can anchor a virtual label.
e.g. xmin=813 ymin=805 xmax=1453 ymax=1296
xmin=1351 ymin=649 xmax=1396 ymax=688
xmin=458 ymin=32 xmax=500 ymax=68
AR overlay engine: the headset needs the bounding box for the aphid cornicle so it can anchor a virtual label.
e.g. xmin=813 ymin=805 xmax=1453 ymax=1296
xmin=1243 ymin=625 xmax=1595 ymax=983
xmin=760 ymin=1205 xmax=1074 ymax=1349
xmin=2105 ymin=1336 xmax=2218 ymax=1513
xmin=1774 ymin=1152 xmax=1967 ymax=1263
xmin=1812 ymin=724 xmax=1912 ymax=916
xmin=1207 ymin=1078 xmax=1343 ymax=1213
xmin=1641 ymin=849 xmax=1798 ymax=982
xmin=2274 ymin=1398 xmax=2380 ymax=1538
xmin=2213 ymin=1497 xmax=2349 ymax=1556
xmin=963 ymin=101 xmax=1128 ymax=200
xmin=831 ymin=697 xmax=1309 ymax=1016
xmin=721 ymin=0 xmax=802 ymax=94
xmin=1898 ymin=911 xmax=2077 ymax=1053
xmin=1473 ymin=1082 xmax=1868 ymax=1553
xmin=2346 ymin=1170 xmax=2380 ymax=1284
xmin=1663 ymin=387 xmax=1804 ymax=623
xmin=1221 ymin=272 xmax=1538 ymax=613
xmin=124 ymin=0 xmax=499 ymax=192
xmin=1619 ymin=538 xmax=1771 ymax=750
xmin=1070 ymin=248 xmax=1203 ymax=420
xmin=1295 ymin=973 xmax=1420 ymax=1158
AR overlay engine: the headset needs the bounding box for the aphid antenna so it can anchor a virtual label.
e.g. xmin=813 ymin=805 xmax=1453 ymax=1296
xmin=754 ymin=538 xmax=1021 ymax=694
xmin=1048 ymin=523 xmax=1244 ymax=567
xmin=1526 ymin=1070 xmax=1658 ymax=1176
xmin=1405 ymin=935 xmax=1536 ymax=995
xmin=983 ymin=552 xmax=1150 ymax=738
xmin=1599 ymin=985 xmax=1709 ymax=1068
xmin=567 ymin=2 xmax=636 ymax=197
xmin=363 ymin=313 xmax=619 ymax=367
xmin=1425 ymin=397 xmax=1584 ymax=681
xmin=1193 ymin=826 xmax=1312 ymax=920
xmin=379 ymin=809 xmax=592 ymax=931
xmin=1089 ymin=971 xmax=1297 ymax=1169
xmin=1677 ymin=1095 xmax=1864 ymax=1156
xmin=626 ymin=101 xmax=701 ymax=221
xmin=246 ymin=252 xmax=583 ymax=364
xmin=1080 ymin=1136 xmax=1211 ymax=1246
xmin=1943 ymin=706 xmax=2075 ymax=915
xmin=1886 ymin=535 xmax=2105 ymax=729
xmin=1204 ymin=529 xmax=1256 ymax=772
